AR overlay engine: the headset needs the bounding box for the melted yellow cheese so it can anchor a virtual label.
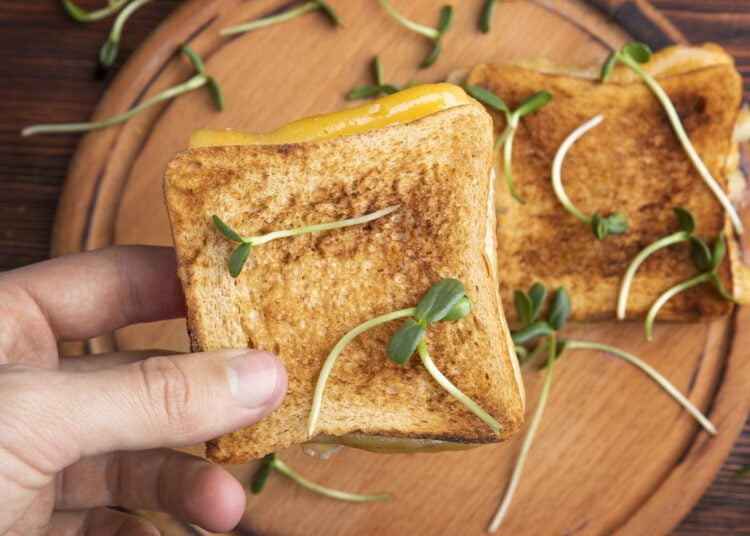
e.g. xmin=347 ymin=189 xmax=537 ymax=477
xmin=189 ymin=83 xmax=472 ymax=148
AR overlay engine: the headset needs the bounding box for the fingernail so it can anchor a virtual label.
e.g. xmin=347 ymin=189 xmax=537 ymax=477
xmin=228 ymin=352 xmax=280 ymax=408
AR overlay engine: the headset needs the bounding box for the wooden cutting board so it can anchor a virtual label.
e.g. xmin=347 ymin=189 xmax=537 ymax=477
xmin=52 ymin=0 xmax=750 ymax=534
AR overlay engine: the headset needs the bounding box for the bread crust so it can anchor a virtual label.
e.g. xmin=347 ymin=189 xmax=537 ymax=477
xmin=164 ymin=104 xmax=524 ymax=463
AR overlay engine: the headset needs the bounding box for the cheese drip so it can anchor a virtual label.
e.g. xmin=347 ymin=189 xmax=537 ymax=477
xmin=189 ymin=83 xmax=472 ymax=148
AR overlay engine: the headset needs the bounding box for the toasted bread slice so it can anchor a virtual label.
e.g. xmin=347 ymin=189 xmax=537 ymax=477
xmin=164 ymin=101 xmax=524 ymax=463
xmin=467 ymin=44 xmax=745 ymax=323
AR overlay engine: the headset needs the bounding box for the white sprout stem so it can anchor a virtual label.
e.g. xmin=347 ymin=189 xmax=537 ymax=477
xmin=519 ymin=340 xmax=548 ymax=372
xmin=251 ymin=205 xmax=399 ymax=246
xmin=551 ymin=114 xmax=604 ymax=224
xmin=307 ymin=306 xmax=416 ymax=437
xmin=617 ymin=231 xmax=691 ymax=319
xmin=378 ymin=0 xmax=439 ymax=40
xmin=645 ymin=273 xmax=712 ymax=341
xmin=109 ymin=0 xmax=153 ymax=43
xmin=417 ymin=339 xmax=503 ymax=434
xmin=271 ymin=457 xmax=392 ymax=502
xmin=565 ymin=340 xmax=717 ymax=434
xmin=220 ymin=1 xmax=319 ymax=36
xmin=622 ymin=57 xmax=743 ymax=235
xmin=21 ymin=75 xmax=207 ymax=136
xmin=488 ymin=335 xmax=556 ymax=532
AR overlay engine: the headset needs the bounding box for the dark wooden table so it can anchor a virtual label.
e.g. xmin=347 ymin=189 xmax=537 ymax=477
xmin=1 ymin=1 xmax=748 ymax=533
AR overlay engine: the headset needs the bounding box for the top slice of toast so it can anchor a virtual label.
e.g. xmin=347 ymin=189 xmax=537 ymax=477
xmin=164 ymin=103 xmax=525 ymax=463
xmin=468 ymin=46 xmax=743 ymax=323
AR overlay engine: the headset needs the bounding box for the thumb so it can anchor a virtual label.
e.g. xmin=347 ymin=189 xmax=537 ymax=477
xmin=4 ymin=350 xmax=287 ymax=469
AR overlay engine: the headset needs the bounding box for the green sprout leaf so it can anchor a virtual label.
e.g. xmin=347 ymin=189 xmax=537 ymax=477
xmin=22 ymin=44 xmax=222 ymax=136
xmin=674 ymin=206 xmax=696 ymax=233
xmin=386 ymin=319 xmax=427 ymax=365
xmin=511 ymin=321 xmax=554 ymax=346
xmin=250 ymin=453 xmax=276 ymax=494
xmin=601 ymin=42 xmax=743 ymax=235
xmin=513 ymin=290 xmax=534 ymax=327
xmin=528 ymin=282 xmax=547 ymax=321
xmin=599 ymin=52 xmax=617 ymax=83
xmin=591 ymin=211 xmax=628 ymax=240
xmin=206 ymin=77 xmax=225 ymax=111
xmin=347 ymin=57 xmax=413 ymax=101
xmin=465 ymin=84 xmax=509 ymax=113
xmin=479 ymin=0 xmax=497 ymax=33
xmin=690 ymin=237 xmax=712 ymax=271
xmin=415 ymin=278 xmax=466 ymax=323
xmin=441 ymin=295 xmax=471 ymax=321
xmin=622 ymin=41 xmax=653 ymax=63
xmin=220 ymin=0 xmax=343 ymax=36
xmin=437 ymin=5 xmax=454 ymax=33
xmin=179 ymin=43 xmax=205 ymax=74
xmin=229 ymin=243 xmax=252 ymax=278
xmin=547 ymin=288 xmax=571 ymax=331
xmin=515 ymin=91 xmax=553 ymax=117
xmin=710 ymin=230 xmax=727 ymax=272
xmin=99 ymin=39 xmax=119 ymax=68
xmin=211 ymin=215 xmax=244 ymax=242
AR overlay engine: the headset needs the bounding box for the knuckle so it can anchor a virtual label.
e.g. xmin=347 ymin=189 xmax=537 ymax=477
xmin=136 ymin=355 xmax=195 ymax=435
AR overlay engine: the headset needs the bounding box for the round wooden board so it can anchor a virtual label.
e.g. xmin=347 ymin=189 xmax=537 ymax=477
xmin=52 ymin=1 xmax=750 ymax=535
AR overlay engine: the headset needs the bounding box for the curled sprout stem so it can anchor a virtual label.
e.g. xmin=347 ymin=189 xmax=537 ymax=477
xmin=307 ymin=307 xmax=416 ymax=437
xmin=488 ymin=333 xmax=557 ymax=533
xmin=220 ymin=0 xmax=342 ymax=36
xmin=613 ymin=54 xmax=743 ymax=235
xmin=551 ymin=114 xmax=604 ymax=224
xmin=62 ymin=0 xmax=130 ymax=22
xmin=271 ymin=457 xmax=392 ymax=502
xmin=378 ymin=0 xmax=439 ymax=39
xmin=617 ymin=231 xmax=692 ymax=319
xmin=21 ymin=74 xmax=208 ymax=136
xmin=100 ymin=0 xmax=153 ymax=67
xmin=501 ymin=117 xmax=523 ymax=203
xmin=565 ymin=340 xmax=716 ymax=434
xmin=417 ymin=339 xmax=502 ymax=434
xmin=645 ymin=273 xmax=712 ymax=341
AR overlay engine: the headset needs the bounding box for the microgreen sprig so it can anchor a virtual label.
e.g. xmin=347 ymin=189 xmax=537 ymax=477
xmin=617 ymin=206 xmax=696 ymax=319
xmin=551 ymin=114 xmax=627 ymax=240
xmin=378 ymin=0 xmax=453 ymax=68
xmin=251 ymin=453 xmax=391 ymax=502
xmin=220 ymin=0 xmax=343 ymax=36
xmin=466 ymin=85 xmax=552 ymax=204
xmin=99 ymin=0 xmax=153 ymax=68
xmin=645 ymin=230 xmax=737 ymax=341
xmin=490 ymin=282 xmax=717 ymax=532
xmin=489 ymin=284 xmax=568 ymax=533
xmin=347 ymin=56 xmax=415 ymax=100
xmin=213 ymin=205 xmax=399 ymax=277
xmin=601 ymin=42 xmax=743 ymax=235
xmin=479 ymin=0 xmax=497 ymax=33
xmin=308 ymin=278 xmax=502 ymax=438
xmin=22 ymin=44 xmax=223 ymax=136
xmin=61 ymin=0 xmax=130 ymax=22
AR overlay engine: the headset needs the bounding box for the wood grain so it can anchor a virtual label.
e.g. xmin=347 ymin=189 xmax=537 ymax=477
xmin=0 ymin=0 xmax=748 ymax=534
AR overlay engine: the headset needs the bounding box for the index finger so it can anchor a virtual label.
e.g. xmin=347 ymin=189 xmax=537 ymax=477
xmin=0 ymin=245 xmax=185 ymax=342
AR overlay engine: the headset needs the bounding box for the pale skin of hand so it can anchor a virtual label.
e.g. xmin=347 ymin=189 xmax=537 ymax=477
xmin=0 ymin=246 xmax=288 ymax=535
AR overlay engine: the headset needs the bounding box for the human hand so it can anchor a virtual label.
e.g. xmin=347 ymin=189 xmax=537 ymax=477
xmin=0 ymin=246 xmax=287 ymax=535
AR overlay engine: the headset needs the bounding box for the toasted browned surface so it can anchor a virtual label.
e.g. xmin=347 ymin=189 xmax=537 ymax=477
xmin=468 ymin=48 xmax=742 ymax=323
xmin=164 ymin=104 xmax=524 ymax=463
